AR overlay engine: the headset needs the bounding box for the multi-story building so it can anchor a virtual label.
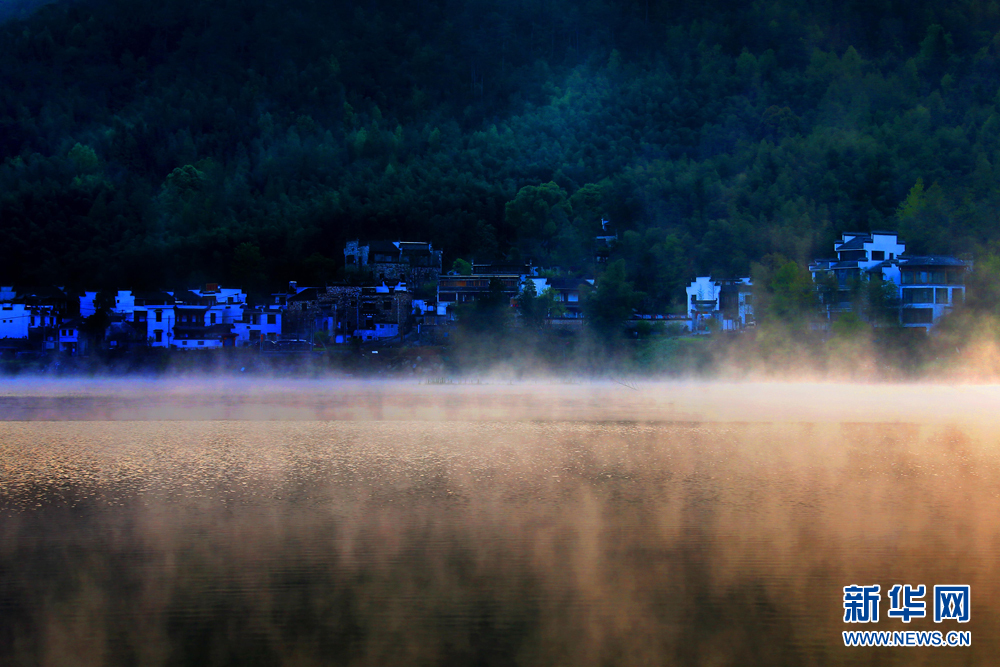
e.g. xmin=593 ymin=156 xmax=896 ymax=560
xmin=57 ymin=319 xmax=85 ymax=355
xmin=809 ymin=231 xmax=906 ymax=316
xmin=897 ymin=256 xmax=968 ymax=328
xmin=235 ymin=306 xmax=283 ymax=346
xmin=809 ymin=231 xmax=968 ymax=329
xmin=344 ymin=240 xmax=443 ymax=287
xmin=437 ymin=264 xmax=528 ymax=319
xmin=323 ymin=282 xmax=412 ymax=341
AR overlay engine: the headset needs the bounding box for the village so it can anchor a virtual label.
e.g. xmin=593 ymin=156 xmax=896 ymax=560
xmin=0 ymin=230 xmax=970 ymax=366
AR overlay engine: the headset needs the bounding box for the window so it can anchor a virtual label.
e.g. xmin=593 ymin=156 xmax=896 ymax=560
xmin=267 ymin=314 xmax=276 ymax=324
xmin=935 ymin=288 xmax=949 ymax=304
xmin=382 ymin=299 xmax=392 ymax=310
xmin=954 ymin=288 xmax=965 ymax=304
xmin=902 ymin=288 xmax=933 ymax=304
xmin=871 ymin=250 xmax=885 ymax=261
xmin=198 ymin=341 xmax=204 ymax=346
xmin=902 ymin=308 xmax=934 ymax=324
xmin=155 ymin=331 xmax=162 ymax=343
xmin=182 ymin=341 xmax=188 ymax=346
xmin=210 ymin=313 xmax=216 ymax=324
xmin=227 ymin=297 xmax=233 ymax=304
xmin=155 ymin=310 xmax=162 ymax=323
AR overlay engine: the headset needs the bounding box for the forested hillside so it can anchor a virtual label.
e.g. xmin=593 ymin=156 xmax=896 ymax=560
xmin=2 ymin=0 xmax=1000 ymax=311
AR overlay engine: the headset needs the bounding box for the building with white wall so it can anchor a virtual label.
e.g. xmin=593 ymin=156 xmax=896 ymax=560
xmin=810 ymin=231 xmax=906 ymax=316
xmin=57 ymin=319 xmax=84 ymax=355
xmin=686 ymin=277 xmax=753 ymax=332
xmin=234 ymin=307 xmax=282 ymax=346
xmin=0 ymin=303 xmax=30 ymax=339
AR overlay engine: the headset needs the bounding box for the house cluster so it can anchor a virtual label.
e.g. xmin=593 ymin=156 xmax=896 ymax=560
xmin=0 ymin=284 xmax=284 ymax=355
xmin=292 ymin=242 xmax=599 ymax=345
xmin=0 ymin=230 xmax=972 ymax=355
xmin=684 ymin=230 xmax=970 ymax=332
xmin=0 ymin=237 xmax=608 ymax=355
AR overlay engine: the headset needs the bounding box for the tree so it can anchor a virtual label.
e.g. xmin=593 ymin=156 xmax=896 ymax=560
xmin=458 ymin=277 xmax=510 ymax=333
xmin=81 ymin=289 xmax=116 ymax=351
xmin=232 ymin=242 xmax=266 ymax=292
xmin=504 ymin=182 xmax=572 ymax=264
xmin=585 ymin=259 xmax=644 ymax=340
xmin=859 ymin=277 xmax=901 ymax=328
xmin=751 ymin=255 xmax=819 ymax=328
xmin=516 ymin=278 xmax=562 ymax=328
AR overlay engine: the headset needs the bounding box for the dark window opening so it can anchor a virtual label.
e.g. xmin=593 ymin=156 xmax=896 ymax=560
xmin=902 ymin=308 xmax=934 ymax=324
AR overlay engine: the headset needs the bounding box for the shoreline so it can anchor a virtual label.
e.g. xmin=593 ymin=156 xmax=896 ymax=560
xmin=1 ymin=378 xmax=999 ymax=425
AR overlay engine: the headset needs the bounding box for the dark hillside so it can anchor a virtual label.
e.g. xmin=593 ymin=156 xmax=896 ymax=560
xmin=1 ymin=0 xmax=999 ymax=309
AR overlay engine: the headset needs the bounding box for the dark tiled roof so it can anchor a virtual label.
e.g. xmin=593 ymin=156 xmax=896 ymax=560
xmin=15 ymin=286 xmax=69 ymax=302
xmin=288 ymin=287 xmax=321 ymax=302
xmin=898 ymin=256 xmax=967 ymax=267
xmin=172 ymin=289 xmax=202 ymax=304
xmin=367 ymin=241 xmax=399 ymax=253
xmin=134 ymin=290 xmax=175 ymax=304
xmin=835 ymin=235 xmax=870 ymax=251
xmin=865 ymin=261 xmax=894 ymax=273
xmin=829 ymin=261 xmax=861 ymax=269
xmin=547 ymin=278 xmax=593 ymax=290
xmin=472 ymin=264 xmax=527 ymax=275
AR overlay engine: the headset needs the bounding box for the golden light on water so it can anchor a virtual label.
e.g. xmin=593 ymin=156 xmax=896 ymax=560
xmin=1 ymin=381 xmax=999 ymax=665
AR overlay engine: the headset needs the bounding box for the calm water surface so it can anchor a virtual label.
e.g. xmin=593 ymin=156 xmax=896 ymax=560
xmin=1 ymin=382 xmax=999 ymax=666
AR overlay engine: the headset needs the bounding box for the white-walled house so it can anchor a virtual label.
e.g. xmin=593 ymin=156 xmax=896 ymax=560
xmin=686 ymin=277 xmax=753 ymax=332
xmin=57 ymin=319 xmax=85 ymax=355
xmin=141 ymin=302 xmax=176 ymax=347
xmin=234 ymin=307 xmax=282 ymax=346
xmin=0 ymin=303 xmax=30 ymax=339
xmin=126 ymin=286 xmax=254 ymax=348
xmin=79 ymin=291 xmax=98 ymax=318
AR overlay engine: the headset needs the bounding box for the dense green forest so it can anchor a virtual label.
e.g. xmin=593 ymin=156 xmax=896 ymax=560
xmin=2 ymin=0 xmax=1000 ymax=312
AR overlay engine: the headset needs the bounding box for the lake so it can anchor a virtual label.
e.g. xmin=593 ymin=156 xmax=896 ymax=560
xmin=1 ymin=380 xmax=998 ymax=665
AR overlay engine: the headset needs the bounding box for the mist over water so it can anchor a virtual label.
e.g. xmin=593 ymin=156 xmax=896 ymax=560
xmin=1 ymin=381 xmax=999 ymax=665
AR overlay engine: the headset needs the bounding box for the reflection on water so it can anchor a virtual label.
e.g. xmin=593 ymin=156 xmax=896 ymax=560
xmin=1 ymin=390 xmax=1000 ymax=665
